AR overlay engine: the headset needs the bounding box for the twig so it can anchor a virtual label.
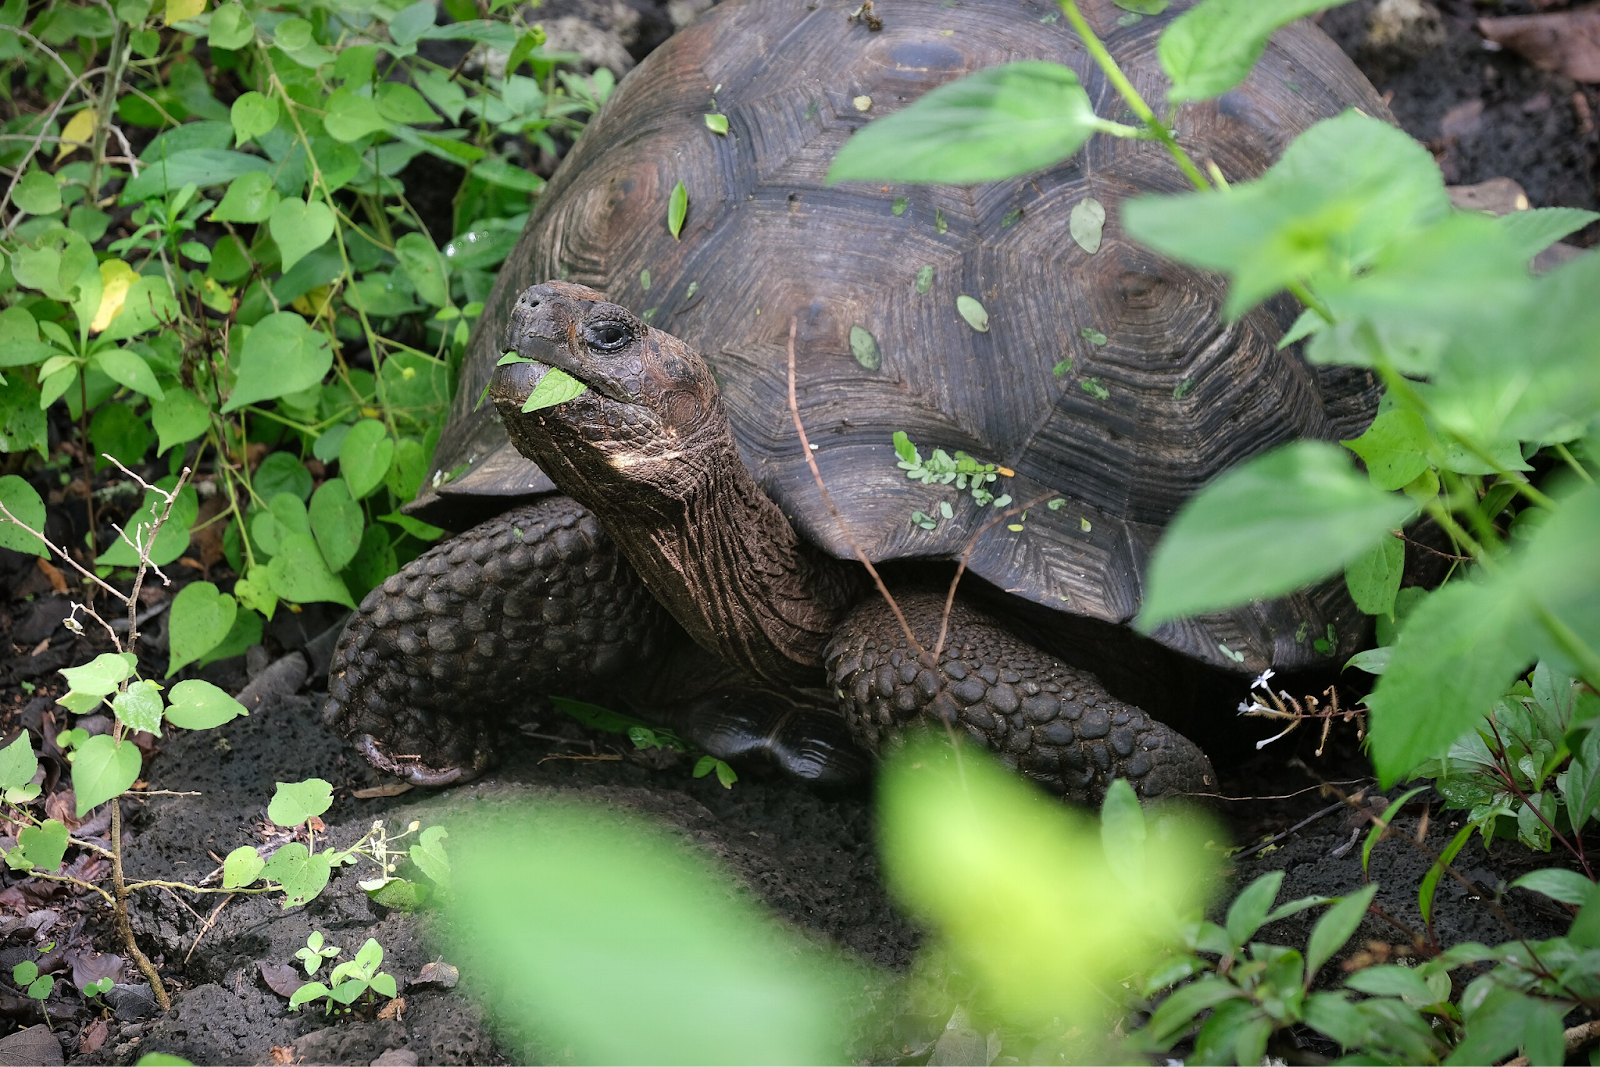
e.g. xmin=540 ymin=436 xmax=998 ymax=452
xmin=1247 ymin=800 xmax=1348 ymax=857
xmin=0 ymin=498 xmax=127 ymax=604
xmin=184 ymin=894 xmax=235 ymax=966
xmin=786 ymin=318 xmax=928 ymax=664
xmin=933 ymin=492 xmax=1055 ymax=662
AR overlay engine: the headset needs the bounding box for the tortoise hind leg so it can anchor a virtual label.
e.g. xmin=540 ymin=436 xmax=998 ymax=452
xmin=825 ymin=593 xmax=1216 ymax=803
xmin=325 ymin=496 xmax=675 ymax=785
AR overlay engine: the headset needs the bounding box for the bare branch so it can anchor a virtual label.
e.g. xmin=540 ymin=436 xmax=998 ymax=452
xmin=0 ymin=498 xmax=128 ymax=604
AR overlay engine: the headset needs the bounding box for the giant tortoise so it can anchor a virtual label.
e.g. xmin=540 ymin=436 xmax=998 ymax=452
xmin=324 ymin=0 xmax=1385 ymax=801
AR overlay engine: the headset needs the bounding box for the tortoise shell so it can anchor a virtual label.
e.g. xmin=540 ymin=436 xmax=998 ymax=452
xmin=413 ymin=0 xmax=1387 ymax=674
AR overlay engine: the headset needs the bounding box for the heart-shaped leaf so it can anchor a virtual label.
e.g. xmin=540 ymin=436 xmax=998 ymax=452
xmin=167 ymin=581 xmax=237 ymax=676
xmin=0 ymin=735 xmax=38 ymax=794
xmin=268 ymin=778 xmax=334 ymax=827
xmin=309 ymin=478 xmax=363 ymax=572
xmin=165 ymin=679 xmax=248 ymax=729
xmin=269 ymin=197 xmax=335 ymax=273
xmin=16 ymin=820 xmax=67 ymax=871
xmin=338 ymin=419 xmax=394 ymax=499
xmin=72 ymin=735 xmax=142 ymax=815
xmin=112 ymin=680 xmax=165 ymax=737
xmin=222 ymin=312 xmax=333 ymax=412
xmin=223 ymin=845 xmax=265 ymax=888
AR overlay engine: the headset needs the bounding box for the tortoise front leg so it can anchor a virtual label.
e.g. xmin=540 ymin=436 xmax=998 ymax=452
xmin=825 ymin=593 xmax=1216 ymax=803
xmin=325 ymin=496 xmax=675 ymax=785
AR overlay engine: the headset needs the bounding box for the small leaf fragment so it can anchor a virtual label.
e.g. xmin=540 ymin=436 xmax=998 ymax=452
xmin=520 ymin=367 xmax=589 ymax=413
xmin=1070 ymin=198 xmax=1106 ymax=254
xmin=956 ymin=295 xmax=989 ymax=332
xmin=667 ymin=181 xmax=688 ymax=239
xmin=849 ymin=326 xmax=881 ymax=370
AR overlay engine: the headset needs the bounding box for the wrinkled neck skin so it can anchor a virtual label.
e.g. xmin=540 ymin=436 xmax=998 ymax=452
xmin=501 ymin=394 xmax=864 ymax=687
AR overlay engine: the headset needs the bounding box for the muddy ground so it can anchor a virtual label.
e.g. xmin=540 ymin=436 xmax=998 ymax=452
xmin=2 ymin=0 xmax=1599 ymax=1062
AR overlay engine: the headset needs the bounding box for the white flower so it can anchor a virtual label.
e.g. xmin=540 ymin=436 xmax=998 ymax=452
xmin=1251 ymin=667 xmax=1275 ymax=689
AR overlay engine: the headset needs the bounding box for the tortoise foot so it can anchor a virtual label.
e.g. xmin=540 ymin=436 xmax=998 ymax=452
xmin=826 ymin=593 xmax=1217 ymax=804
xmin=325 ymin=496 xmax=675 ymax=785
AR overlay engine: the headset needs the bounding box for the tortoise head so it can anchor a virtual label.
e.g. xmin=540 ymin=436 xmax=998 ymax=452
xmin=490 ymin=281 xmax=724 ymax=496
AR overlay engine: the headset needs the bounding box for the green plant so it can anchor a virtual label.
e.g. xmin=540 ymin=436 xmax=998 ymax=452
xmin=0 ymin=0 xmax=605 ymax=680
xmin=288 ymin=935 xmax=398 ymax=1014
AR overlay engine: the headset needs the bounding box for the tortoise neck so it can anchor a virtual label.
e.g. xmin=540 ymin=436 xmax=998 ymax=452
xmin=512 ymin=407 xmax=863 ymax=686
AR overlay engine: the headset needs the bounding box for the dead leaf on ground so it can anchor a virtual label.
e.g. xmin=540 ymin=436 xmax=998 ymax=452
xmin=352 ymin=783 xmax=413 ymax=799
xmin=259 ymin=961 xmax=303 ymax=998
xmin=1481 ymin=9 xmax=1600 ymax=82
xmin=76 ymin=1018 xmax=108 ymax=1056
xmin=68 ymin=949 xmax=123 ymax=990
xmin=44 ymin=791 xmax=81 ymax=832
xmin=1439 ymin=99 xmax=1484 ymax=139
xmin=376 ymin=995 xmax=406 ymax=1021
xmin=34 ymin=559 xmax=67 ymax=595
xmin=412 ymin=961 xmax=458 ymax=989
xmin=268 ymin=1046 xmax=298 ymax=1065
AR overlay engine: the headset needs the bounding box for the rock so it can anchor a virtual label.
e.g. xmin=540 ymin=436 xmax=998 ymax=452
xmin=1367 ymin=0 xmax=1446 ymax=59
xmin=371 ymin=1049 xmax=419 ymax=1066
xmin=104 ymin=982 xmax=160 ymax=1021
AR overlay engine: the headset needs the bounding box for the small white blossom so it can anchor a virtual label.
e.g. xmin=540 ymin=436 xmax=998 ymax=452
xmin=1251 ymin=668 xmax=1275 ymax=689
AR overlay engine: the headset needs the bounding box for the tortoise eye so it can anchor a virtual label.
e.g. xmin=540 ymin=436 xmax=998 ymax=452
xmin=584 ymin=320 xmax=632 ymax=352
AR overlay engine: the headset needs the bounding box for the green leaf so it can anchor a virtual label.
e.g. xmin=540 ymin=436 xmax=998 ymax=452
xmin=384 ymin=437 xmax=427 ymax=501
xmin=0 ymin=307 xmax=57 ymax=369
xmin=0 ymin=475 xmax=49 ymax=557
xmin=222 ymin=312 xmax=333 ymax=412
xmin=408 ymin=824 xmax=450 ymax=888
xmin=667 ymin=180 xmax=688 ymax=239
xmin=308 ymin=478 xmax=363 ymax=572
xmin=121 ymin=148 xmax=270 ymax=203
xmin=166 ymin=582 xmax=236 ymax=677
xmin=1223 ymin=871 xmax=1283 ymax=949
xmin=388 ymin=0 xmax=434 ymax=44
xmin=1098 ymin=778 xmax=1145 ymax=888
xmin=1497 ymin=206 xmax=1599 ymax=260
xmin=268 ymin=778 xmax=334 ymax=827
xmin=1123 ymin=112 xmax=1449 ymax=319
xmin=1138 ymin=442 xmax=1415 ymax=628
xmin=915 ymin=265 xmax=933 ymax=293
xmin=1419 ymin=823 xmax=1473 ymax=925
xmin=704 ymin=112 xmax=728 ymax=135
xmin=151 ymin=389 xmax=211 ymax=454
xmin=97 ymin=274 xmax=179 ymax=343
xmin=1114 ymin=0 xmax=1168 ymax=11
xmin=442 ymin=803 xmax=868 ymax=1063
xmin=879 ymin=737 xmax=1217 ymax=1030
xmin=255 ymin=452 xmax=313 ymax=503
xmin=1344 ymin=965 xmax=1437 ymax=1006
xmin=956 ymin=295 xmax=988 ymax=332
xmin=90 ymin=349 xmax=164 ymax=401
xmin=229 ymin=91 xmax=278 ymax=145
xmin=365 ymin=877 xmax=430 ymax=910
xmin=71 ymin=734 xmax=142 ymax=815
xmin=16 ymin=819 xmax=67 ymax=871
xmin=1069 ymin=198 xmax=1105 ymax=254
xmin=223 ymin=845 xmax=265 ymax=888
xmin=288 ymin=980 xmax=331 ymax=1009
xmin=849 ymin=326 xmax=880 ymax=370
xmin=1511 ymin=867 xmax=1596 ymax=907
xmin=208 ymin=2 xmax=253 ymax=48
xmin=1343 ymin=410 xmax=1431 ymax=491
xmin=1361 ymin=786 xmax=1426 ymax=874
xmin=210 ymin=171 xmax=278 ymax=224
xmin=1159 ymin=0 xmax=1353 ymax=103
xmin=60 ymin=652 xmax=136 ymax=697
xmin=267 ymin=533 xmax=357 ymax=608
xmin=269 ymin=198 xmax=335 ymax=274
xmin=165 ymin=679 xmax=248 ymax=729
xmin=520 ymin=367 xmax=589 ymax=413
xmin=0 ymin=734 xmax=38 ymax=793
xmin=339 ymin=419 xmax=394 ymax=499
xmin=1305 ymin=883 xmax=1377 ymax=980
xmin=0 ymin=376 xmax=47 ymax=458
xmin=827 ymin=62 xmax=1107 ymax=184
xmin=113 ymin=680 xmax=165 ymax=736
xmin=394 ymin=232 xmax=448 ymax=307
xmin=1345 ymin=535 xmax=1403 ymax=617
xmin=14 ymin=169 xmax=61 ymax=215
xmin=376 ymin=82 xmax=437 ymax=124
xmin=263 ymin=842 xmax=332 ymax=907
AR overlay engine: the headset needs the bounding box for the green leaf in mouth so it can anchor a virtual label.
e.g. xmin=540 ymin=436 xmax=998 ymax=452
xmin=521 ymin=366 xmax=589 ymax=412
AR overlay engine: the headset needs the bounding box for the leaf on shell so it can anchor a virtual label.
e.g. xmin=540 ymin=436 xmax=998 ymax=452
xmin=667 ymin=181 xmax=688 ymax=239
xmin=849 ymin=326 xmax=881 ymax=370
xmin=956 ymin=295 xmax=989 ymax=332
xmin=1070 ymin=198 xmax=1106 ymax=254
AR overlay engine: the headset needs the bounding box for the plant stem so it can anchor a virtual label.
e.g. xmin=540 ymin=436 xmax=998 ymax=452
xmin=1287 ymin=280 xmax=1334 ymax=324
xmin=110 ymin=799 xmax=171 ymax=1010
xmin=1058 ymin=0 xmax=1210 ymax=192
xmin=1555 ymin=442 xmax=1595 ymax=486
xmin=88 ymin=19 xmax=130 ymax=202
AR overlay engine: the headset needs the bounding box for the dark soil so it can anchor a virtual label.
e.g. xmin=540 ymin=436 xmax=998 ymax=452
xmin=1 ymin=2 xmax=1597 ymax=1063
